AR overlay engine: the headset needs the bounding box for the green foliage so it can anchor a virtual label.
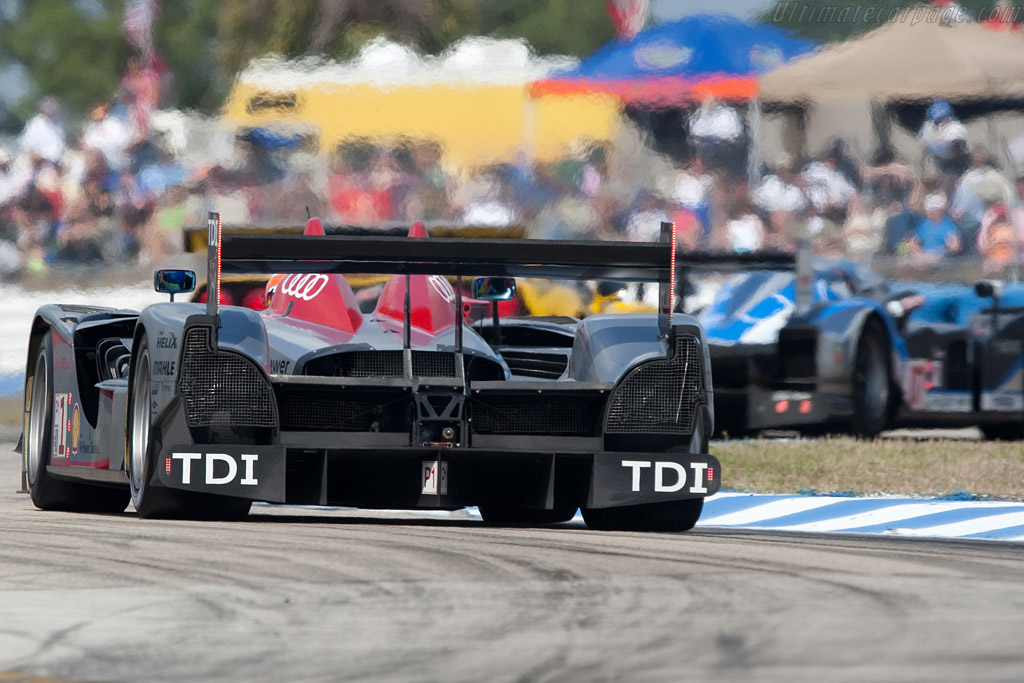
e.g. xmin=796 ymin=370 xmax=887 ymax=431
xmin=0 ymin=0 xmax=126 ymax=122
xmin=0 ymin=0 xmax=223 ymax=124
xmin=475 ymin=0 xmax=617 ymax=57
xmin=215 ymin=0 xmax=480 ymax=79
xmin=1 ymin=0 xmax=619 ymax=125
xmin=154 ymin=2 xmax=223 ymax=112
xmin=760 ymin=0 xmax=1023 ymax=44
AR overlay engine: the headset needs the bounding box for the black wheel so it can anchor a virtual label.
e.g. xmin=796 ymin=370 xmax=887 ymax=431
xmin=128 ymin=334 xmax=189 ymax=518
xmin=980 ymin=422 xmax=1024 ymax=441
xmin=582 ymin=498 xmax=704 ymax=532
xmin=128 ymin=333 xmax=251 ymax=520
xmin=850 ymin=323 xmax=893 ymax=438
xmin=479 ymin=504 xmax=578 ymax=526
xmin=25 ymin=332 xmax=128 ymax=513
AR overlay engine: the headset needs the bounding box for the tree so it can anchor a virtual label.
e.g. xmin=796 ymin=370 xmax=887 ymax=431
xmin=0 ymin=0 xmax=127 ymax=123
xmin=0 ymin=0 xmax=619 ymax=129
xmin=0 ymin=0 xmax=224 ymax=127
xmin=475 ymin=0 xmax=616 ymax=57
xmin=215 ymin=0 xmax=617 ymax=78
xmin=153 ymin=2 xmax=224 ymax=112
xmin=216 ymin=0 xmax=479 ymax=78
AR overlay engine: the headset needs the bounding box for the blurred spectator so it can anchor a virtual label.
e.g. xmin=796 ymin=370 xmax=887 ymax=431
xmin=0 ymin=149 xmax=29 ymax=211
xmin=19 ymin=97 xmax=66 ymax=165
xmin=56 ymin=176 xmax=116 ymax=262
xmin=139 ymin=184 xmax=189 ymax=264
xmin=919 ymin=99 xmax=969 ymax=180
xmin=803 ymin=148 xmax=858 ymax=225
xmin=82 ymin=102 xmax=133 ymax=173
xmin=688 ymin=98 xmax=744 ymax=176
xmin=910 ymin=192 xmax=961 ymax=260
xmin=950 ymin=149 xmax=1013 ymax=251
xmin=407 ymin=140 xmax=451 ymax=221
xmin=672 ymin=157 xmax=713 ymax=242
xmin=753 ymin=156 xmax=808 ymax=249
xmin=328 ymin=140 xmax=390 ymax=224
xmin=976 ymin=203 xmax=1019 ymax=273
xmin=624 ymin=192 xmax=669 ymax=242
xmin=882 ymin=200 xmax=921 ymax=256
xmin=842 ymin=195 xmax=883 ymax=263
xmin=462 ymin=166 xmax=518 ymax=227
xmin=120 ymin=56 xmax=161 ymax=137
xmin=864 ymin=151 xmax=918 ymax=207
xmin=138 ymin=145 xmax=186 ymax=198
xmin=723 ymin=199 xmax=765 ymax=253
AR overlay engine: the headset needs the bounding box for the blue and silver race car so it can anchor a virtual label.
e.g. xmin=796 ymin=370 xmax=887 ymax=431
xmin=695 ymin=252 xmax=1024 ymax=439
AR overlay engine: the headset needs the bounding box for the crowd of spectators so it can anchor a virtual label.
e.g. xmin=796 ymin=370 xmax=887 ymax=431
xmin=2 ymin=85 xmax=1023 ymax=282
xmin=0 ymin=56 xmax=196 ymax=276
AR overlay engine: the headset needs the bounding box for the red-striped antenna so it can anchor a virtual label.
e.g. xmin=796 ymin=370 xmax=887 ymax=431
xmin=658 ymin=220 xmax=676 ymax=338
xmin=207 ymin=211 xmax=222 ymax=319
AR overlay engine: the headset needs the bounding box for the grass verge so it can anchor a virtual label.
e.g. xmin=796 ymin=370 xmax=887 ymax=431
xmin=714 ymin=436 xmax=1024 ymax=500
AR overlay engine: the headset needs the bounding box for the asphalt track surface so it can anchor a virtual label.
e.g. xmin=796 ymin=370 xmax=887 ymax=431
xmin=3 ymin=441 xmax=1024 ymax=682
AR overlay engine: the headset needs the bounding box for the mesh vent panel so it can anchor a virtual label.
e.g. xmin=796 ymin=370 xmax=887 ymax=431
xmin=471 ymin=396 xmax=601 ymax=436
xmin=340 ymin=351 xmax=403 ymax=377
xmin=606 ymin=336 xmax=704 ymax=435
xmin=312 ymin=351 xmax=462 ymax=378
xmin=412 ymin=350 xmax=456 ymax=377
xmin=178 ymin=327 xmax=276 ymax=428
xmin=277 ymin=393 xmax=409 ymax=432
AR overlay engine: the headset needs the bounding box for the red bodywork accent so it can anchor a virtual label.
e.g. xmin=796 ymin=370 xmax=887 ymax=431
xmin=373 ymin=223 xmax=459 ymax=335
xmin=265 ymin=217 xmax=363 ymax=333
xmin=259 ymin=217 xmax=517 ymax=334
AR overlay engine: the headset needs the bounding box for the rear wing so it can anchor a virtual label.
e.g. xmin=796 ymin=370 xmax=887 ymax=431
xmin=204 ymin=213 xmax=683 ymax=341
xmin=217 ymin=231 xmax=674 ymax=281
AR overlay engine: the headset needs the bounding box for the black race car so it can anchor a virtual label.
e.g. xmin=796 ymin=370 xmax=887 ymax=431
xmin=18 ymin=216 xmax=718 ymax=531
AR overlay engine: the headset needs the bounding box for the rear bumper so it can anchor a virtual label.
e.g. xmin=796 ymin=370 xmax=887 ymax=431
xmin=149 ymin=399 xmax=720 ymax=510
xmin=154 ymin=442 xmax=720 ymax=510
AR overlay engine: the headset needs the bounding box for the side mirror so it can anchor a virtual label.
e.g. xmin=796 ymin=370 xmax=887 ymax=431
xmin=154 ymin=269 xmax=196 ymax=301
xmin=471 ymin=277 xmax=516 ymax=302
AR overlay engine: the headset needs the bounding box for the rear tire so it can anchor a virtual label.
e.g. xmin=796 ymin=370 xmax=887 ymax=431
xmin=128 ymin=334 xmax=251 ymax=520
xmin=26 ymin=332 xmax=128 ymax=513
xmin=582 ymin=498 xmax=704 ymax=532
xmin=980 ymin=422 xmax=1024 ymax=441
xmin=850 ymin=323 xmax=892 ymax=438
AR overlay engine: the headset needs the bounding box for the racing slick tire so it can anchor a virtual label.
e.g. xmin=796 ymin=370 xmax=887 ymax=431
xmin=479 ymin=504 xmax=578 ymax=526
xmin=980 ymin=422 xmax=1024 ymax=441
xmin=850 ymin=322 xmax=893 ymax=438
xmin=25 ymin=331 xmax=129 ymax=513
xmin=128 ymin=333 xmax=251 ymax=520
xmin=581 ymin=499 xmax=704 ymax=533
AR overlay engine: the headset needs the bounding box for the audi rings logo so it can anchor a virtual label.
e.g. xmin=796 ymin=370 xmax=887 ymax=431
xmin=428 ymin=275 xmax=456 ymax=303
xmin=280 ymin=274 xmax=329 ymax=301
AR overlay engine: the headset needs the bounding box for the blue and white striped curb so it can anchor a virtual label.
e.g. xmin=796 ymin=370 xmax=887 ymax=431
xmin=261 ymin=493 xmax=1024 ymax=542
xmin=695 ymin=492 xmax=1024 ymax=542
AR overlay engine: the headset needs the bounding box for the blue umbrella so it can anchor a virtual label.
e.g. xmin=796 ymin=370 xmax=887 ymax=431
xmin=533 ymin=14 xmax=815 ymax=104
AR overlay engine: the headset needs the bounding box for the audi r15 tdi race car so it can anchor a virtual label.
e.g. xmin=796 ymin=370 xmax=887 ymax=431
xmin=696 ymin=248 xmax=1024 ymax=439
xmin=18 ymin=215 xmax=718 ymax=531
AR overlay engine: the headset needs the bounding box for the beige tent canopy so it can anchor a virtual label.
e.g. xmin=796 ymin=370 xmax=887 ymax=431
xmin=760 ymin=18 xmax=1024 ymax=103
